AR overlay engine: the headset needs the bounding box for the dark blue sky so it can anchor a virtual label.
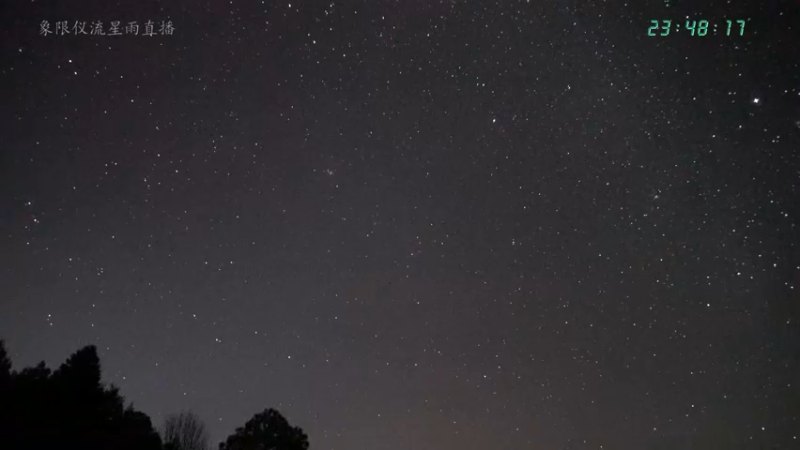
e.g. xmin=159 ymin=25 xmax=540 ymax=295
xmin=1 ymin=0 xmax=798 ymax=448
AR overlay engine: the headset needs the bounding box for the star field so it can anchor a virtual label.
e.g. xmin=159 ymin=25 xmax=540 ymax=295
xmin=1 ymin=0 xmax=799 ymax=449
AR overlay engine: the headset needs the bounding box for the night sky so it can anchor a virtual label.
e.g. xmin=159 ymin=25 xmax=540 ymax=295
xmin=2 ymin=0 xmax=799 ymax=448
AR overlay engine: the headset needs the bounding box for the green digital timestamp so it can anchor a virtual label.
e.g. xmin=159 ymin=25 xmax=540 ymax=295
xmin=647 ymin=19 xmax=747 ymax=36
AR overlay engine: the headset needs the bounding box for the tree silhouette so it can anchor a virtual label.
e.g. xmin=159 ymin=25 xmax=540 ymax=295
xmin=0 ymin=340 xmax=14 ymax=442
xmin=0 ymin=339 xmax=314 ymax=450
xmin=5 ymin=360 xmax=53 ymax=449
xmin=53 ymin=344 xmax=102 ymax=388
xmin=114 ymin=407 xmax=164 ymax=450
xmin=0 ymin=340 xmax=11 ymax=386
xmin=162 ymin=410 xmax=210 ymax=450
xmin=219 ymin=408 xmax=309 ymax=450
xmin=0 ymin=341 xmax=163 ymax=450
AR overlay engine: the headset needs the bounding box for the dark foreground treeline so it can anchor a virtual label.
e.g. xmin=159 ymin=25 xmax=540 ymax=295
xmin=0 ymin=340 xmax=309 ymax=450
